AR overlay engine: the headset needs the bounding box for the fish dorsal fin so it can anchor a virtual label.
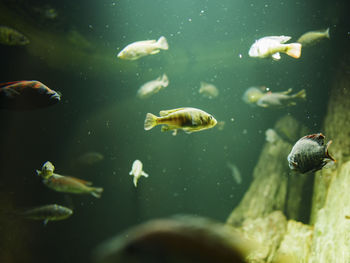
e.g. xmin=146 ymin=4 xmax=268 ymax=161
xmin=265 ymin=36 xmax=291 ymax=43
xmin=65 ymin=176 xmax=93 ymax=186
xmin=303 ymin=133 xmax=325 ymax=144
xmin=0 ymin=81 xmax=25 ymax=88
xmin=281 ymin=88 xmax=293 ymax=95
xmin=159 ymin=108 xmax=186 ymax=116
xmin=271 ymin=52 xmax=281 ymax=60
xmin=139 ymin=40 xmax=156 ymax=44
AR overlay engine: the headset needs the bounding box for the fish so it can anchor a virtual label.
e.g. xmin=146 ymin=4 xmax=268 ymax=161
xmin=297 ymin=28 xmax=330 ymax=47
xmin=249 ymin=36 xmax=302 ymax=60
xmin=77 ymin=152 xmax=104 ymax=165
xmin=129 ymin=160 xmax=149 ymax=187
xmin=242 ymin=86 xmax=266 ymax=105
xmin=137 ymin=74 xmax=169 ymax=99
xmin=265 ymin=128 xmax=280 ymax=143
xmin=33 ymin=5 xmax=58 ymax=20
xmin=227 ymin=162 xmax=242 ymax=184
xmin=18 ymin=204 xmax=73 ymax=225
xmin=36 ymin=161 xmax=104 ymax=198
xmin=0 ymin=26 xmax=30 ymax=46
xmin=117 ymin=36 xmax=169 ymax=60
xmin=36 ymin=161 xmax=55 ymax=179
xmin=287 ymin=133 xmax=336 ymax=174
xmin=0 ymin=80 xmax=61 ymax=110
xmin=144 ymin=107 xmax=217 ymax=135
xmin=256 ymin=88 xmax=306 ymax=108
xmin=198 ymin=82 xmax=219 ymax=99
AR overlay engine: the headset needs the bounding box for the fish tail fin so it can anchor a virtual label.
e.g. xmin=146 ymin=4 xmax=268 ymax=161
xmin=144 ymin=113 xmax=158 ymax=130
xmin=325 ymin=27 xmax=330 ymax=39
xmin=133 ymin=176 xmax=139 ymax=187
xmin=286 ymin=43 xmax=302 ymax=59
xmin=325 ymin=140 xmax=336 ymax=162
xmin=157 ymin=36 xmax=169 ymax=50
xmin=293 ymin=89 xmax=306 ymax=100
xmin=91 ymin=187 xmax=104 ymax=198
xmin=161 ymin=74 xmax=169 ymax=87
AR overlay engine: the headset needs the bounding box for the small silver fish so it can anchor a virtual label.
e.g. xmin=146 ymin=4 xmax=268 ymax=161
xmin=242 ymin=86 xmax=266 ymax=105
xmin=129 ymin=160 xmax=149 ymax=187
xmin=77 ymin=152 xmax=104 ymax=165
xmin=117 ymin=36 xmax=168 ymax=60
xmin=287 ymin=133 xmax=336 ymax=174
xmin=18 ymin=204 xmax=73 ymax=225
xmin=249 ymin=36 xmax=301 ymax=60
xmin=265 ymin=128 xmax=280 ymax=143
xmin=227 ymin=162 xmax=242 ymax=184
xmin=297 ymin=28 xmax=330 ymax=47
xmin=256 ymin=88 xmax=306 ymax=108
xmin=198 ymin=82 xmax=219 ymax=99
xmin=137 ymin=74 xmax=169 ymax=99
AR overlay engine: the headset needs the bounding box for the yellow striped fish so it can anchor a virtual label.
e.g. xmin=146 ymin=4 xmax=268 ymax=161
xmin=144 ymin=107 xmax=217 ymax=135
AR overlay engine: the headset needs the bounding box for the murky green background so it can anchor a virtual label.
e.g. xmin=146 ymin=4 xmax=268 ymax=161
xmin=0 ymin=0 xmax=347 ymax=262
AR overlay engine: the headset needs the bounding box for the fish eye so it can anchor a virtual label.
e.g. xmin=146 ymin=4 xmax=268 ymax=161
xmin=209 ymin=115 xmax=213 ymax=120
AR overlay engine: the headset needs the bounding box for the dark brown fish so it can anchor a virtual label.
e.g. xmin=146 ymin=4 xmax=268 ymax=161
xmin=287 ymin=133 xmax=335 ymax=174
xmin=0 ymin=80 xmax=60 ymax=110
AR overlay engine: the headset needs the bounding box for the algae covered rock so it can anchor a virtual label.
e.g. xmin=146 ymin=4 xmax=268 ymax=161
xmin=237 ymin=211 xmax=287 ymax=263
xmin=227 ymin=115 xmax=312 ymax=227
xmin=309 ymin=161 xmax=350 ymax=263
xmin=273 ymin=220 xmax=313 ymax=263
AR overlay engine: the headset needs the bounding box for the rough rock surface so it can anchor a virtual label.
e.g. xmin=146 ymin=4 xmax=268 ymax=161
xmin=309 ymin=161 xmax=350 ymax=263
xmin=273 ymin=220 xmax=313 ymax=263
xmin=237 ymin=211 xmax=287 ymax=263
xmin=227 ymin=115 xmax=310 ymax=226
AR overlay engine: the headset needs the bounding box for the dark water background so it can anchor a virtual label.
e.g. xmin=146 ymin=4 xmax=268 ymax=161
xmin=0 ymin=0 xmax=349 ymax=262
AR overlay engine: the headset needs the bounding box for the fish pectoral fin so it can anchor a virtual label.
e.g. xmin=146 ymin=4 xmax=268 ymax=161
xmin=172 ymin=129 xmax=178 ymax=136
xmin=281 ymin=88 xmax=293 ymax=95
xmin=141 ymin=171 xmax=149 ymax=178
xmin=271 ymin=52 xmax=281 ymax=60
xmin=159 ymin=108 xmax=186 ymax=116
xmin=150 ymin=49 xmax=160 ymax=54
xmin=3 ymin=88 xmax=20 ymax=98
xmin=290 ymin=161 xmax=298 ymax=168
xmin=183 ymin=128 xmax=193 ymax=134
xmin=161 ymin=125 xmax=177 ymax=132
xmin=91 ymin=187 xmax=103 ymax=198
xmin=36 ymin=170 xmax=42 ymax=176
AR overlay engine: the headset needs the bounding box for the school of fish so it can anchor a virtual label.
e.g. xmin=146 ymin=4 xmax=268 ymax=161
xmin=1 ymin=22 xmax=334 ymax=226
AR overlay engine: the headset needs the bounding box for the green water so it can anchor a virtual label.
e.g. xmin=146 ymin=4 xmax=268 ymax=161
xmin=0 ymin=0 xmax=348 ymax=262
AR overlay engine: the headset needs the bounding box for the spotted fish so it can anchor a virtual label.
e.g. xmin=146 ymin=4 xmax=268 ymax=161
xmin=287 ymin=133 xmax=335 ymax=174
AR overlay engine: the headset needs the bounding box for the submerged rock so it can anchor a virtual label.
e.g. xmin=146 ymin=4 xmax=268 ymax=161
xmin=273 ymin=220 xmax=313 ymax=262
xmin=93 ymin=215 xmax=251 ymax=263
xmin=238 ymin=211 xmax=287 ymax=262
xmin=227 ymin=115 xmax=311 ymax=227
